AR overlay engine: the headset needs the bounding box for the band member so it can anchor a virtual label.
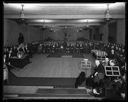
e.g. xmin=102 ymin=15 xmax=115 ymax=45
xmin=90 ymin=60 xmax=105 ymax=96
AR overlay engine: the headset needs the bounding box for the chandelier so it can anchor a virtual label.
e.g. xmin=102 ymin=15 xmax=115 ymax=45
xmin=105 ymin=3 xmax=111 ymax=21
xmin=20 ymin=4 xmax=25 ymax=20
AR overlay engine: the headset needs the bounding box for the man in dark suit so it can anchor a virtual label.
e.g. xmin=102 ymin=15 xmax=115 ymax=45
xmin=87 ymin=60 xmax=105 ymax=96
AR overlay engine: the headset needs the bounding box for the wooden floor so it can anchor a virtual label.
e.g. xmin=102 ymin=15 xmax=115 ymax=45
xmin=11 ymin=54 xmax=96 ymax=78
xmin=4 ymin=86 xmax=103 ymax=100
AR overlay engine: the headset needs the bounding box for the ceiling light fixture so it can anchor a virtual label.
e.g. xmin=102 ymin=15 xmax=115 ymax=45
xmin=17 ymin=4 xmax=28 ymax=25
xmin=86 ymin=20 xmax=89 ymax=27
xmin=20 ymin=4 xmax=25 ymax=20
xmin=105 ymin=3 xmax=111 ymax=21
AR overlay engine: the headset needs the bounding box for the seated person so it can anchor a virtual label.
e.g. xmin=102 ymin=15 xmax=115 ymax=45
xmin=121 ymin=48 xmax=125 ymax=57
xmin=80 ymin=44 xmax=83 ymax=54
xmin=11 ymin=46 xmax=18 ymax=57
xmin=3 ymin=55 xmax=9 ymax=84
xmin=17 ymin=48 xmax=25 ymax=58
xmin=60 ymin=45 xmax=64 ymax=53
xmin=37 ymin=44 xmax=42 ymax=54
xmin=104 ymin=57 xmax=109 ymax=66
xmin=87 ymin=60 xmax=105 ymax=96
xmin=24 ymin=44 xmax=30 ymax=54
xmin=9 ymin=48 xmax=12 ymax=58
xmin=3 ymin=54 xmax=6 ymax=64
xmin=93 ymin=60 xmax=105 ymax=74
xmin=17 ymin=43 xmax=25 ymax=49
xmin=109 ymin=48 xmax=115 ymax=59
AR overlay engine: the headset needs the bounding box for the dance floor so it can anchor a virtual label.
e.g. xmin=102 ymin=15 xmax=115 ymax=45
xmin=11 ymin=53 xmax=96 ymax=78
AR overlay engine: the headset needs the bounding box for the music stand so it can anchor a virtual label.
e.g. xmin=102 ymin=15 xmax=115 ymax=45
xmin=104 ymin=66 xmax=121 ymax=77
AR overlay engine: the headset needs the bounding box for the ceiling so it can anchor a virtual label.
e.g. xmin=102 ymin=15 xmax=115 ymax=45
xmin=4 ymin=2 xmax=125 ymax=28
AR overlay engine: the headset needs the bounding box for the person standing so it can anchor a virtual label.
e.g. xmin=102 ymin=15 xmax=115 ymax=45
xmin=18 ymin=33 xmax=24 ymax=45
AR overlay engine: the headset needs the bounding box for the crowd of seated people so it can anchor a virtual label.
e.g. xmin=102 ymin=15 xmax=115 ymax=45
xmin=37 ymin=40 xmax=96 ymax=54
xmin=3 ymin=40 xmax=126 ymax=97
xmin=36 ymin=40 xmax=125 ymax=59
xmin=4 ymin=40 xmax=125 ymax=68
xmin=37 ymin=40 xmax=126 ymax=73
xmin=38 ymin=40 xmax=126 ymax=99
xmin=3 ymin=43 xmax=32 ymax=69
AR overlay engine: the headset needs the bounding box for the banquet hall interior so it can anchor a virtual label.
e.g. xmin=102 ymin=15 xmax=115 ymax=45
xmin=3 ymin=2 xmax=126 ymax=100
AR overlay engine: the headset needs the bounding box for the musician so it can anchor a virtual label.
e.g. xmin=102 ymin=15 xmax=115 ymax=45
xmin=4 ymin=48 xmax=9 ymax=63
xmin=94 ymin=60 xmax=105 ymax=74
xmin=11 ymin=46 xmax=18 ymax=57
xmin=63 ymin=41 xmax=67 ymax=49
xmin=69 ymin=44 xmax=73 ymax=54
xmin=9 ymin=48 xmax=13 ymax=58
xmin=83 ymin=43 xmax=87 ymax=54
xmin=118 ymin=47 xmax=122 ymax=54
xmin=56 ymin=43 xmax=59 ymax=54
xmin=120 ymin=48 xmax=125 ymax=58
xmin=109 ymin=48 xmax=115 ymax=59
xmin=80 ymin=43 xmax=83 ymax=54
xmin=102 ymin=57 xmax=109 ymax=66
xmin=38 ymin=44 xmax=42 ymax=54
xmin=91 ymin=60 xmax=105 ymax=96
xmin=24 ymin=44 xmax=29 ymax=54
xmin=41 ymin=43 xmax=45 ymax=54
xmin=17 ymin=43 xmax=25 ymax=52
xmin=51 ymin=44 xmax=55 ymax=54
xmin=60 ymin=44 xmax=64 ymax=53
xmin=45 ymin=44 xmax=49 ymax=54
xmin=75 ymin=42 xmax=79 ymax=54
xmin=66 ymin=42 xmax=70 ymax=54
